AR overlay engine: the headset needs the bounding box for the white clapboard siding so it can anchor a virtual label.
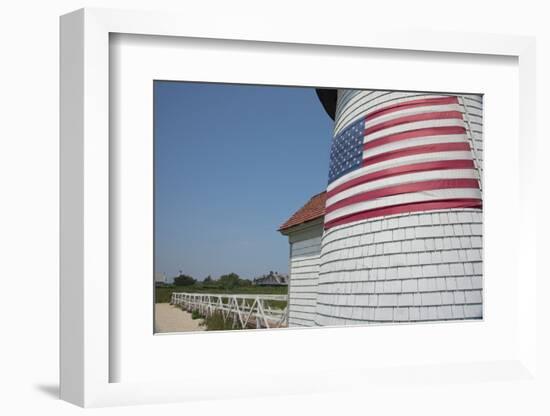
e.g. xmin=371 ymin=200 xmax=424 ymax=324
xmin=315 ymin=90 xmax=483 ymax=326
xmin=287 ymin=222 xmax=323 ymax=327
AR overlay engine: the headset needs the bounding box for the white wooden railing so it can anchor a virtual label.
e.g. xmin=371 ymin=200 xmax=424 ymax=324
xmin=171 ymin=292 xmax=288 ymax=329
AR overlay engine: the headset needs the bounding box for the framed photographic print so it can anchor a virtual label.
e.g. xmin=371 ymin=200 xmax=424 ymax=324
xmin=60 ymin=7 xmax=540 ymax=408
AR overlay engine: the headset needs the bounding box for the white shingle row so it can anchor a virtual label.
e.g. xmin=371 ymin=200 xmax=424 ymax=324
xmin=292 ymin=244 xmax=322 ymax=257
xmin=317 ymin=275 xmax=482 ymax=294
xmin=322 ymin=209 xmax=482 ymax=246
xmin=289 ymin=264 xmax=320 ymax=275
xmin=289 ymin=276 xmax=320 ymax=285
xmin=317 ymin=289 xmax=482 ymax=308
xmin=292 ymin=285 xmax=321 ymax=294
xmin=291 ymin=255 xmax=322 ymax=268
xmin=316 ymin=303 xmax=482 ymax=324
xmin=289 ymin=307 xmax=316 ymax=316
xmin=320 ymin=250 xmax=483 ymax=275
xmin=289 ymin=317 xmax=316 ymax=326
xmin=324 ymin=215 xmax=482 ymax=247
xmin=323 ymin=234 xmax=484 ymax=258
xmin=291 ymin=236 xmax=322 ymax=251
xmin=289 ymin=298 xmax=317 ymax=307
xmin=290 ymin=280 xmax=319 ymax=288
xmin=290 ymin=293 xmax=318 ymax=300
xmin=322 ymin=236 xmax=483 ymax=263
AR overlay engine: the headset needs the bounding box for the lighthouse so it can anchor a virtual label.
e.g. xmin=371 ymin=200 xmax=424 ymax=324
xmin=280 ymin=89 xmax=484 ymax=327
xmin=314 ymin=89 xmax=484 ymax=325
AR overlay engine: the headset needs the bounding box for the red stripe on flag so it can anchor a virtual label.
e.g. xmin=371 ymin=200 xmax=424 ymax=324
xmin=325 ymin=179 xmax=479 ymax=214
xmin=363 ymin=126 xmax=466 ymax=151
xmin=324 ymin=199 xmax=482 ymax=229
xmin=326 ymin=160 xmax=476 ymax=199
xmin=364 ymin=111 xmax=464 ymax=136
xmin=362 ymin=142 xmax=471 ymax=167
xmin=364 ymin=96 xmax=460 ymax=121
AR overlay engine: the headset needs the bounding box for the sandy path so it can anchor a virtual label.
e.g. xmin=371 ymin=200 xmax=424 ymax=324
xmin=154 ymin=303 xmax=205 ymax=333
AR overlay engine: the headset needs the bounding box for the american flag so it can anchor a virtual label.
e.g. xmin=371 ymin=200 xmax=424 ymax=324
xmin=325 ymin=95 xmax=482 ymax=229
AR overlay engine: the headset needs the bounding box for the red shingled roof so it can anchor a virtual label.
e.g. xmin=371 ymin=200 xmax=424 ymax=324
xmin=278 ymin=191 xmax=326 ymax=232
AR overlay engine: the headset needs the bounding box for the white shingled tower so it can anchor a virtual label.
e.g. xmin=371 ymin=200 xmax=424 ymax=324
xmin=281 ymin=89 xmax=483 ymax=327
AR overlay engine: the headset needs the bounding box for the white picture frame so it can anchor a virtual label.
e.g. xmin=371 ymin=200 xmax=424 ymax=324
xmin=60 ymin=7 xmax=539 ymax=408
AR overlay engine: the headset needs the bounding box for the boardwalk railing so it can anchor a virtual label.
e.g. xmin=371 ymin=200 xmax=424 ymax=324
xmin=171 ymin=292 xmax=288 ymax=329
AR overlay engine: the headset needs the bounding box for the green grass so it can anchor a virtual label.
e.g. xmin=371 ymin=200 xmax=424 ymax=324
xmin=203 ymin=312 xmax=238 ymax=331
xmin=155 ymin=284 xmax=288 ymax=304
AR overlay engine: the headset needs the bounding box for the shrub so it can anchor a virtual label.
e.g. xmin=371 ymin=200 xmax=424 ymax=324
xmin=173 ymin=274 xmax=196 ymax=286
xmin=218 ymin=273 xmax=240 ymax=289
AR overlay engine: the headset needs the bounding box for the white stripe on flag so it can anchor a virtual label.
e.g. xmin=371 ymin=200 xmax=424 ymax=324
xmin=364 ymin=118 xmax=465 ymax=142
xmin=362 ymin=134 xmax=469 ymax=159
xmin=325 ymin=168 xmax=479 ymax=207
xmin=363 ymin=103 xmax=462 ymax=129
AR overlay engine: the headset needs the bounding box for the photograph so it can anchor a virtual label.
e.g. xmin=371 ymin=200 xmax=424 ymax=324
xmin=153 ymin=82 xmax=484 ymax=333
xmin=3 ymin=0 xmax=543 ymax=412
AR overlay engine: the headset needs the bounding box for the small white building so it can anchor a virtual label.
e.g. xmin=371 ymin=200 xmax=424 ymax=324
xmin=278 ymin=192 xmax=326 ymax=327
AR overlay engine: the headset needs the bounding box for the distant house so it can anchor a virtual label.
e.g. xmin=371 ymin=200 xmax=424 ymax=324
xmin=278 ymin=192 xmax=326 ymax=327
xmin=253 ymin=271 xmax=288 ymax=286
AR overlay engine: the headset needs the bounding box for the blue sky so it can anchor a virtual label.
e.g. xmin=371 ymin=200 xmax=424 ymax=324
xmin=154 ymin=81 xmax=333 ymax=281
